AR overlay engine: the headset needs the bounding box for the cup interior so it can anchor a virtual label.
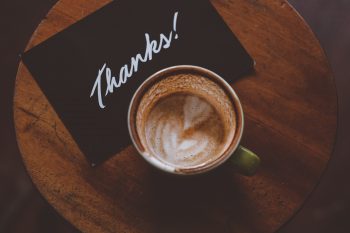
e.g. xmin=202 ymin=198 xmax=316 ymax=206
xmin=128 ymin=66 xmax=244 ymax=175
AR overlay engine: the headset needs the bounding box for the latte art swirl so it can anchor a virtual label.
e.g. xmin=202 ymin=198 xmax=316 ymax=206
xmin=135 ymin=72 xmax=236 ymax=169
xmin=144 ymin=94 xmax=225 ymax=167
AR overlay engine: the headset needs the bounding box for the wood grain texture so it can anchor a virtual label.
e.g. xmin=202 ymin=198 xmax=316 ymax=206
xmin=13 ymin=0 xmax=337 ymax=233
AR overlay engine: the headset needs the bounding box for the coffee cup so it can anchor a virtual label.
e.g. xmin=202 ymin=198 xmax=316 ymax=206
xmin=128 ymin=65 xmax=260 ymax=176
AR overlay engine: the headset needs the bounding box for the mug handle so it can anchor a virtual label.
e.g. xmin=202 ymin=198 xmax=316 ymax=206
xmin=230 ymin=146 xmax=261 ymax=176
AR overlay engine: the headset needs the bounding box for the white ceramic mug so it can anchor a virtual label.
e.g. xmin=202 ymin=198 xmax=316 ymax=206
xmin=128 ymin=65 xmax=260 ymax=176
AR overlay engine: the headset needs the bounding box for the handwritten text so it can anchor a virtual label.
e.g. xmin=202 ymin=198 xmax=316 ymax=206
xmin=90 ymin=12 xmax=179 ymax=109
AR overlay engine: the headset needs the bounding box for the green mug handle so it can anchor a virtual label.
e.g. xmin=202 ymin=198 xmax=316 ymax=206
xmin=230 ymin=146 xmax=261 ymax=176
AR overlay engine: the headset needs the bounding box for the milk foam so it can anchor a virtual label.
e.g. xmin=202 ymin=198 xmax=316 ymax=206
xmin=144 ymin=94 xmax=225 ymax=167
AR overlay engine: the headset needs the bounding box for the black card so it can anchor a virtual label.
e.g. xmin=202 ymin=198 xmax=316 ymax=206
xmin=22 ymin=0 xmax=254 ymax=166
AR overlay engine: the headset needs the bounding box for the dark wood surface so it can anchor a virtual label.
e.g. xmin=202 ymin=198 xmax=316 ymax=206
xmin=12 ymin=0 xmax=337 ymax=233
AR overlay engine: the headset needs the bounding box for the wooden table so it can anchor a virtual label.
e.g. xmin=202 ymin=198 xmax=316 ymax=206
xmin=13 ymin=0 xmax=338 ymax=232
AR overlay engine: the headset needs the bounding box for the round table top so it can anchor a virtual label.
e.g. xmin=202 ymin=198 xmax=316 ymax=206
xmin=14 ymin=0 xmax=338 ymax=233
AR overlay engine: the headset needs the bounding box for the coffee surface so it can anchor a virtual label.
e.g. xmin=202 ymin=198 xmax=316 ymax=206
xmin=144 ymin=94 xmax=225 ymax=167
xmin=136 ymin=72 xmax=236 ymax=168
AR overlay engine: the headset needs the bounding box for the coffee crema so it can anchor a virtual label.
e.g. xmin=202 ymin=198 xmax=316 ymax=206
xmin=136 ymin=73 xmax=236 ymax=168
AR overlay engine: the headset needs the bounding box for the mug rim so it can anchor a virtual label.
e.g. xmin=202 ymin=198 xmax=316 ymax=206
xmin=127 ymin=65 xmax=244 ymax=175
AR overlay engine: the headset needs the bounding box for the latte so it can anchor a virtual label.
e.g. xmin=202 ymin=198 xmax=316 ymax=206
xmin=135 ymin=72 xmax=236 ymax=168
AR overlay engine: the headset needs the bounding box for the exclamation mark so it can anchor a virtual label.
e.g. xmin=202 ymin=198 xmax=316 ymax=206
xmin=173 ymin=12 xmax=179 ymax=39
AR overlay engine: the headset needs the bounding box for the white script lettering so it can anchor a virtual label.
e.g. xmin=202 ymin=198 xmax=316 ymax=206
xmin=90 ymin=11 xmax=179 ymax=109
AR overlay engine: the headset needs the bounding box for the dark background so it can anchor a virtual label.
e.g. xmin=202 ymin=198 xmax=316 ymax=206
xmin=0 ymin=0 xmax=349 ymax=232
